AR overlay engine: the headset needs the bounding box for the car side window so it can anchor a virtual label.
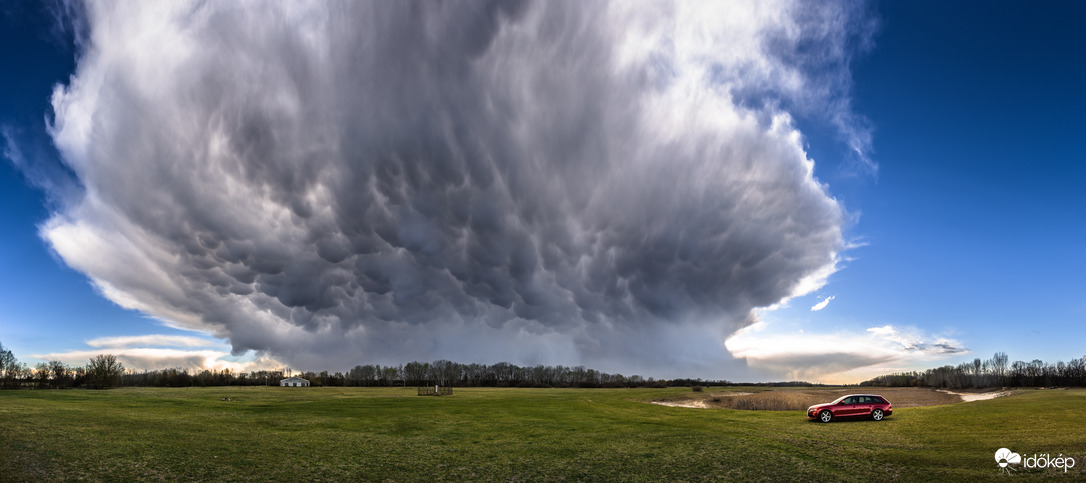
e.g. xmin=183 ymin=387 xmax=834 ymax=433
xmin=859 ymin=396 xmax=871 ymax=404
xmin=842 ymin=397 xmax=855 ymax=405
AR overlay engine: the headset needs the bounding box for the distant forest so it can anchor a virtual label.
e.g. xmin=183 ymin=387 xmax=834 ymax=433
xmin=861 ymin=352 xmax=1086 ymax=389
xmin=0 ymin=341 xmax=731 ymax=389
xmin=117 ymin=361 xmax=727 ymax=389
xmin=3 ymin=341 xmax=1084 ymax=390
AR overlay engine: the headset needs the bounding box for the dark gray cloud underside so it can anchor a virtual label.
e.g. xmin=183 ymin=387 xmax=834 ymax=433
xmin=42 ymin=0 xmax=869 ymax=377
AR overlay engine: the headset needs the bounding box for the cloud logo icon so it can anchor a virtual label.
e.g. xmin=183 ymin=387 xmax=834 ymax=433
xmin=995 ymin=448 xmax=1021 ymax=473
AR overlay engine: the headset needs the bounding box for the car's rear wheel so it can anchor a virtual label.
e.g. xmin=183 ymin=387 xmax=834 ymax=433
xmin=819 ymin=410 xmax=832 ymax=423
xmin=872 ymin=409 xmax=884 ymax=421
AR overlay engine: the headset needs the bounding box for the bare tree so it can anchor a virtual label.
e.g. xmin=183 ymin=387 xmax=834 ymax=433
xmin=991 ymin=351 xmax=1008 ymax=385
xmin=86 ymin=354 xmax=124 ymax=389
xmin=0 ymin=342 xmax=21 ymax=389
xmin=34 ymin=362 xmax=51 ymax=388
xmin=49 ymin=360 xmax=71 ymax=388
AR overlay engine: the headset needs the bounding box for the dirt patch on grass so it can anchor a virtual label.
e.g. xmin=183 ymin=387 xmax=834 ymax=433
xmin=652 ymin=387 xmax=963 ymax=411
xmin=651 ymin=393 xmax=754 ymax=409
xmin=936 ymin=389 xmax=1011 ymax=402
xmin=652 ymin=400 xmax=711 ymax=409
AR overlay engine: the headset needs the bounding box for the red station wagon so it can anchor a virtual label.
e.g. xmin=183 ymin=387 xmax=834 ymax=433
xmin=807 ymin=394 xmax=892 ymax=423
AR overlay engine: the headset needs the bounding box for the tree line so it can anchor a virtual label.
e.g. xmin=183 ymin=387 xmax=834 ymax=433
xmin=8 ymin=339 xmax=1083 ymax=390
xmin=861 ymin=351 xmax=1086 ymax=389
xmin=119 ymin=361 xmax=705 ymax=389
xmin=343 ymin=360 xmax=687 ymax=388
xmin=0 ymin=342 xmax=727 ymax=389
xmin=1 ymin=342 xmax=126 ymax=389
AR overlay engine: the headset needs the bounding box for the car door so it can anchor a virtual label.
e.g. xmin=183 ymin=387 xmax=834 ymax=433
xmin=855 ymin=396 xmax=873 ymax=416
xmin=837 ymin=396 xmax=858 ymax=416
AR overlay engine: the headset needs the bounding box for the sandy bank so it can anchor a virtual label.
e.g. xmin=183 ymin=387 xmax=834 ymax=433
xmin=651 ymin=392 xmax=755 ymax=409
xmin=936 ymin=389 xmax=1010 ymax=402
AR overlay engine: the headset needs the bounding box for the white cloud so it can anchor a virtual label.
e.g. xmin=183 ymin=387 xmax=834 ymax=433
xmin=810 ymin=295 xmax=835 ymax=311
xmin=34 ymin=335 xmax=283 ymax=373
xmin=86 ymin=334 xmax=218 ymax=349
xmin=725 ymin=322 xmax=967 ymax=383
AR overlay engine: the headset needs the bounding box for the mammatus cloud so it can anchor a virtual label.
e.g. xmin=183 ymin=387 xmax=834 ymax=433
xmin=34 ymin=334 xmax=284 ymax=373
xmin=725 ymin=323 xmax=967 ymax=383
xmin=810 ymin=295 xmax=835 ymax=311
xmin=37 ymin=1 xmax=874 ymax=378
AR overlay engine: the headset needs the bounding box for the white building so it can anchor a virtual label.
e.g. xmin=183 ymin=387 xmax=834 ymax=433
xmin=280 ymin=376 xmax=310 ymax=387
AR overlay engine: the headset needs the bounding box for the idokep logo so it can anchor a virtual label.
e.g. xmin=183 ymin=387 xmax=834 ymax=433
xmin=995 ymin=448 xmax=1077 ymax=474
xmin=995 ymin=448 xmax=1021 ymax=474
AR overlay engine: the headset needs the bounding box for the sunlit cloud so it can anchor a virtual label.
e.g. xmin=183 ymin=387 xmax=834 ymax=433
xmin=725 ymin=322 xmax=967 ymax=383
xmin=33 ymin=335 xmax=284 ymax=373
xmin=86 ymin=334 xmax=216 ymax=349
xmin=810 ymin=295 xmax=835 ymax=311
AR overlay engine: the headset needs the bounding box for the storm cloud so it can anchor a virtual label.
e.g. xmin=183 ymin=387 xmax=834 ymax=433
xmin=42 ymin=1 xmax=871 ymax=377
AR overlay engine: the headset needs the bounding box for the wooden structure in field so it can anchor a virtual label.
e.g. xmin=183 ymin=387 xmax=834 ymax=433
xmin=417 ymin=385 xmax=452 ymax=396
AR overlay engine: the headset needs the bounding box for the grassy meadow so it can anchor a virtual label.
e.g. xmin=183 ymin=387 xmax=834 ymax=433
xmin=2 ymin=386 xmax=1084 ymax=481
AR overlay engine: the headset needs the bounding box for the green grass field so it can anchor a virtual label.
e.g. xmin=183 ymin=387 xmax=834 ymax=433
xmin=2 ymin=386 xmax=1084 ymax=481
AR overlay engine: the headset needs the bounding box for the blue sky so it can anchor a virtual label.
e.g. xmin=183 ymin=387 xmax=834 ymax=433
xmin=1 ymin=1 xmax=1083 ymax=382
xmin=840 ymin=0 xmax=1085 ymax=366
xmin=729 ymin=0 xmax=1085 ymax=381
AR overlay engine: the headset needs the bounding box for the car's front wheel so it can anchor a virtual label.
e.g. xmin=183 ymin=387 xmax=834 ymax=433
xmin=872 ymin=409 xmax=884 ymax=421
xmin=819 ymin=410 xmax=832 ymax=423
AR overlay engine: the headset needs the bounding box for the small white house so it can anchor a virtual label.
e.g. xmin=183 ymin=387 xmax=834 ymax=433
xmin=280 ymin=376 xmax=310 ymax=387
